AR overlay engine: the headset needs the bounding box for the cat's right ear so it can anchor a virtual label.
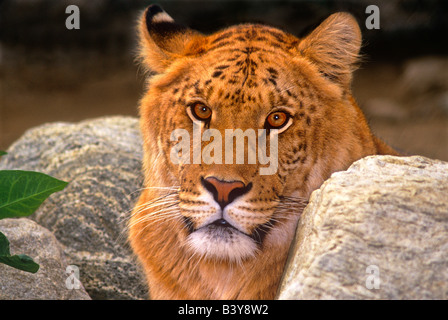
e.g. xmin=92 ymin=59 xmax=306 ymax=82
xmin=138 ymin=5 xmax=204 ymax=74
xmin=297 ymin=12 xmax=362 ymax=87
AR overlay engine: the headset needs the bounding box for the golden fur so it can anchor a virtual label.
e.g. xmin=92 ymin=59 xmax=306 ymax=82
xmin=129 ymin=5 xmax=398 ymax=300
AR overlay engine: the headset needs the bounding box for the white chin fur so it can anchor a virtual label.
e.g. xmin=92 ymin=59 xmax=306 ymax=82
xmin=186 ymin=226 xmax=258 ymax=263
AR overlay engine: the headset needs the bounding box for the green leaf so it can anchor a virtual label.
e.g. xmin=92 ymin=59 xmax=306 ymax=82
xmin=0 ymin=231 xmax=10 ymax=256
xmin=0 ymin=231 xmax=40 ymax=273
xmin=0 ymin=170 xmax=68 ymax=219
xmin=0 ymin=254 xmax=40 ymax=273
xmin=0 ymin=151 xmax=6 ymax=156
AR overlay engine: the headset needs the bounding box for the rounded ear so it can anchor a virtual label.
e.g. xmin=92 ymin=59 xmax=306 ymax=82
xmin=138 ymin=5 xmax=204 ymax=74
xmin=297 ymin=13 xmax=362 ymax=87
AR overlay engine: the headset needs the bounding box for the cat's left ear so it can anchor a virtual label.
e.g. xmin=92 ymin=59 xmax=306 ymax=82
xmin=138 ymin=5 xmax=205 ymax=73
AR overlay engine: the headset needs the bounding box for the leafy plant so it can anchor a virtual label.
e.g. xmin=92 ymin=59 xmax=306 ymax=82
xmin=0 ymin=151 xmax=68 ymax=273
xmin=0 ymin=231 xmax=40 ymax=273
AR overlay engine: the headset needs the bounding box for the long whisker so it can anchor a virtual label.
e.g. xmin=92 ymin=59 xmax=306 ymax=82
xmin=128 ymin=191 xmax=179 ymax=215
xmin=131 ymin=197 xmax=179 ymax=214
xmin=128 ymin=200 xmax=181 ymax=227
xmin=118 ymin=185 xmax=181 ymax=244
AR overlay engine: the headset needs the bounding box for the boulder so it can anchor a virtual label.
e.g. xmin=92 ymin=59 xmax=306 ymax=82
xmin=0 ymin=218 xmax=91 ymax=300
xmin=0 ymin=116 xmax=147 ymax=299
xmin=278 ymin=155 xmax=448 ymax=299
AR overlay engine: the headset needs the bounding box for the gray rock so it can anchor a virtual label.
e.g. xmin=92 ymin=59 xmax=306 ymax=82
xmin=399 ymin=56 xmax=448 ymax=117
xmin=400 ymin=57 xmax=448 ymax=96
xmin=363 ymin=98 xmax=409 ymax=121
xmin=0 ymin=218 xmax=91 ymax=300
xmin=0 ymin=116 xmax=147 ymax=299
xmin=278 ymin=155 xmax=448 ymax=300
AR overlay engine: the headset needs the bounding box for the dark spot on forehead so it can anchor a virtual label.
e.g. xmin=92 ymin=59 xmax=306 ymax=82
xmin=306 ymin=116 xmax=312 ymax=126
xmin=267 ymin=67 xmax=278 ymax=78
xmin=211 ymin=31 xmax=234 ymax=44
xmin=215 ymin=65 xmax=230 ymax=70
xmin=212 ymin=71 xmax=223 ymax=78
xmin=268 ymin=92 xmax=276 ymax=106
xmin=209 ymin=41 xmax=232 ymax=51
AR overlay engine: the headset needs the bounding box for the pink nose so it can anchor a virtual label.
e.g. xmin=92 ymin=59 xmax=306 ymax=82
xmin=201 ymin=177 xmax=251 ymax=208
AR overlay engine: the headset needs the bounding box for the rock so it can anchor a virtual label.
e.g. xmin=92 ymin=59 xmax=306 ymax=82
xmin=399 ymin=56 xmax=448 ymax=117
xmin=0 ymin=218 xmax=91 ymax=300
xmin=0 ymin=116 xmax=147 ymax=299
xmin=363 ymin=98 xmax=409 ymax=121
xmin=400 ymin=57 xmax=448 ymax=96
xmin=278 ymin=155 xmax=448 ymax=299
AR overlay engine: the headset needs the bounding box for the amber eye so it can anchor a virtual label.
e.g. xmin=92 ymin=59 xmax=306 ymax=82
xmin=190 ymin=102 xmax=212 ymax=121
xmin=266 ymin=111 xmax=289 ymax=129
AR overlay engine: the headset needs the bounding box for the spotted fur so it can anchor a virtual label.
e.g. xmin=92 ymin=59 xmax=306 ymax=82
xmin=129 ymin=5 xmax=398 ymax=300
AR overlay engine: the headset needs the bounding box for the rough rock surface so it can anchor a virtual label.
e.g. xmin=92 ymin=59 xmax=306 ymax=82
xmin=0 ymin=117 xmax=147 ymax=299
xmin=278 ymin=155 xmax=448 ymax=300
xmin=0 ymin=218 xmax=91 ymax=300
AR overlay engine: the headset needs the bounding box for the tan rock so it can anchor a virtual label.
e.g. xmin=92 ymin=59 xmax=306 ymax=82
xmin=0 ymin=218 xmax=91 ymax=300
xmin=278 ymin=155 xmax=448 ymax=299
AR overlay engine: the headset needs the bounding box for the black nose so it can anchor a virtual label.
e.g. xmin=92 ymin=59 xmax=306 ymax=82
xmin=212 ymin=218 xmax=231 ymax=227
xmin=201 ymin=177 xmax=252 ymax=209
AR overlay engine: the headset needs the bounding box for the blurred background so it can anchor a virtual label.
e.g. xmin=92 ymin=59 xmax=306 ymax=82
xmin=0 ymin=0 xmax=447 ymax=160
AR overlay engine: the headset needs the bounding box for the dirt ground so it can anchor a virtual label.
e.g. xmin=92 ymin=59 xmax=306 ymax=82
xmin=1 ymin=49 xmax=447 ymax=162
